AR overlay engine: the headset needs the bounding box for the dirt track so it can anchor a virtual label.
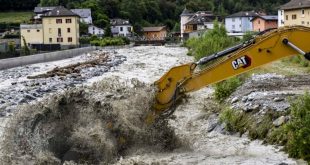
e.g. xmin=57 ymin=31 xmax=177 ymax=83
xmin=0 ymin=46 xmax=304 ymax=164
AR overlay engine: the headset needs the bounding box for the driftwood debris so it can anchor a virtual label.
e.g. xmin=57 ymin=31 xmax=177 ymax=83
xmin=27 ymin=53 xmax=109 ymax=79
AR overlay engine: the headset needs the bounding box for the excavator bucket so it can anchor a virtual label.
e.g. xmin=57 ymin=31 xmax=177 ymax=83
xmin=145 ymin=62 xmax=196 ymax=124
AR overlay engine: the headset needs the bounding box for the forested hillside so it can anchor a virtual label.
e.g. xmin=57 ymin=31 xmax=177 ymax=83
xmin=0 ymin=0 xmax=290 ymax=31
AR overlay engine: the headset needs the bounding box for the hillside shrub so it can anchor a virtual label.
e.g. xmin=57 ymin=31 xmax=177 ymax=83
xmin=287 ymin=55 xmax=310 ymax=68
xmin=185 ymin=21 xmax=238 ymax=61
xmin=219 ymin=108 xmax=252 ymax=135
xmin=90 ymin=37 xmax=129 ymax=47
xmin=285 ymin=93 xmax=310 ymax=162
xmin=214 ymin=76 xmax=244 ymax=102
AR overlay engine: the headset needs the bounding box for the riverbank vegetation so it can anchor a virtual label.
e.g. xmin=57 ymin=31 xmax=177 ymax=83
xmin=220 ymin=93 xmax=310 ymax=163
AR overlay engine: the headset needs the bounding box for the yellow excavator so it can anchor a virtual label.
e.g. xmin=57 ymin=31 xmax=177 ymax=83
xmin=147 ymin=25 xmax=310 ymax=123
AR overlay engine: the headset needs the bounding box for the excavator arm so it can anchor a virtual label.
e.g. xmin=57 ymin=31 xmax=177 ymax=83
xmin=149 ymin=26 xmax=310 ymax=122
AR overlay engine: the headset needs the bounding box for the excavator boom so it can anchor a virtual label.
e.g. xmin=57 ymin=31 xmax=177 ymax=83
xmin=151 ymin=26 xmax=310 ymax=119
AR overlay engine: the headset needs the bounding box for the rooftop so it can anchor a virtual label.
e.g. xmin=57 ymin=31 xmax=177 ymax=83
xmin=186 ymin=11 xmax=220 ymax=25
xmin=71 ymin=9 xmax=91 ymax=18
xmin=34 ymin=6 xmax=56 ymax=13
xmin=226 ymin=11 xmax=259 ymax=18
xmin=142 ymin=26 xmax=166 ymax=32
xmin=110 ymin=18 xmax=131 ymax=26
xmin=280 ymin=0 xmax=310 ymax=10
xmin=253 ymin=15 xmax=278 ymax=21
xmin=20 ymin=24 xmax=43 ymax=29
xmin=42 ymin=6 xmax=79 ymax=18
xmin=181 ymin=7 xmax=194 ymax=16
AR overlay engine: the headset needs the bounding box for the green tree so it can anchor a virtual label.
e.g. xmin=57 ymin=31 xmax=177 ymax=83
xmin=185 ymin=21 xmax=237 ymax=60
xmin=79 ymin=22 xmax=88 ymax=35
xmin=22 ymin=36 xmax=30 ymax=55
xmin=104 ymin=24 xmax=112 ymax=37
xmin=39 ymin=0 xmax=59 ymax=6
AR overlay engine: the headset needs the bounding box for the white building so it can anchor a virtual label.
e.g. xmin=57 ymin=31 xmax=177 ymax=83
xmin=88 ymin=25 xmax=104 ymax=36
xmin=71 ymin=9 xmax=92 ymax=25
xmin=110 ymin=19 xmax=133 ymax=37
xmin=225 ymin=11 xmax=259 ymax=33
xmin=180 ymin=8 xmax=194 ymax=38
xmin=278 ymin=10 xmax=285 ymax=27
xmin=180 ymin=8 xmax=221 ymax=40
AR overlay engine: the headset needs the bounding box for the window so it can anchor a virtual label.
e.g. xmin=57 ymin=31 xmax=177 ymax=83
xmin=302 ymin=9 xmax=305 ymax=15
xmin=37 ymin=29 xmax=40 ymax=32
xmin=258 ymin=20 xmax=260 ymax=24
xmin=27 ymin=30 xmax=30 ymax=32
xmin=286 ymin=15 xmax=289 ymax=20
xmin=302 ymin=21 xmax=305 ymax=24
xmin=67 ymin=28 xmax=71 ymax=33
xmin=232 ymin=25 xmax=235 ymax=29
xmin=66 ymin=19 xmax=72 ymax=23
xmin=57 ymin=38 xmax=63 ymax=42
xmin=292 ymin=14 xmax=297 ymax=19
xmin=49 ymin=38 xmax=52 ymax=43
xmin=56 ymin=19 xmax=62 ymax=24
xmin=58 ymin=28 xmax=61 ymax=36
xmin=49 ymin=28 xmax=52 ymax=34
xmin=120 ymin=27 xmax=123 ymax=31
xmin=68 ymin=37 xmax=72 ymax=42
xmin=232 ymin=18 xmax=235 ymax=22
xmin=239 ymin=24 xmax=241 ymax=28
xmin=128 ymin=27 xmax=131 ymax=32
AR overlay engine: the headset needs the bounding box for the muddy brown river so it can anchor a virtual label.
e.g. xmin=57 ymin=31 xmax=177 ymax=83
xmin=0 ymin=46 xmax=305 ymax=164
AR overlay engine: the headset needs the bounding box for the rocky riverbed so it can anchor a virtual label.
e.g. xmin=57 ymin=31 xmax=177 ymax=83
xmin=0 ymin=50 xmax=126 ymax=117
xmin=229 ymin=73 xmax=310 ymax=113
xmin=0 ymin=46 xmax=307 ymax=164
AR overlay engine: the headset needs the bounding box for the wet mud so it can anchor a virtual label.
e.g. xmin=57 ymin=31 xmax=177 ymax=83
xmin=0 ymin=78 xmax=181 ymax=164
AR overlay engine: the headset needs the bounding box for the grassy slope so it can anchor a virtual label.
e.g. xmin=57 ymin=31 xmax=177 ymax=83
xmin=251 ymin=57 xmax=310 ymax=76
xmin=0 ymin=12 xmax=32 ymax=23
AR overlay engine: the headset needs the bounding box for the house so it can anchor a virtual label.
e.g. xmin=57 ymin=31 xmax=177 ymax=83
xmin=251 ymin=15 xmax=278 ymax=32
xmin=180 ymin=8 xmax=220 ymax=39
xmin=225 ymin=11 xmax=260 ymax=33
xmin=33 ymin=6 xmax=56 ymax=21
xmin=278 ymin=9 xmax=285 ymax=27
xmin=21 ymin=6 xmax=80 ymax=49
xmin=142 ymin=26 xmax=167 ymax=40
xmin=279 ymin=0 xmax=310 ymax=27
xmin=71 ymin=9 xmax=92 ymax=25
xmin=88 ymin=25 xmax=104 ymax=36
xmin=110 ymin=19 xmax=133 ymax=37
xmin=20 ymin=24 xmax=43 ymax=46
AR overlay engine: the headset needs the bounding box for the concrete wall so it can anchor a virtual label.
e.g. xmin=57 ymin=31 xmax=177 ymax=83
xmin=0 ymin=46 xmax=97 ymax=70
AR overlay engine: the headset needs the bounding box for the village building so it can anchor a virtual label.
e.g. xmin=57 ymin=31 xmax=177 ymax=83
xmin=279 ymin=0 xmax=310 ymax=27
xmin=180 ymin=8 xmax=220 ymax=39
xmin=142 ymin=26 xmax=167 ymax=40
xmin=251 ymin=15 xmax=278 ymax=32
xmin=110 ymin=19 xmax=133 ymax=37
xmin=225 ymin=11 xmax=260 ymax=33
xmin=71 ymin=9 xmax=92 ymax=25
xmin=21 ymin=6 xmax=80 ymax=49
xmin=33 ymin=6 xmax=56 ymax=22
xmin=88 ymin=25 xmax=104 ymax=36
xmin=20 ymin=24 xmax=43 ymax=46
